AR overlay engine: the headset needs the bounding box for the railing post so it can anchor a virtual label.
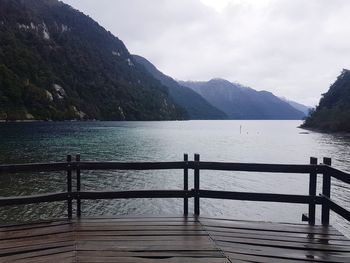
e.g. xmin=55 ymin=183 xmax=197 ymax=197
xmin=76 ymin=154 xmax=81 ymax=218
xmin=308 ymin=157 xmax=317 ymax=225
xmin=322 ymin=157 xmax=332 ymax=226
xmin=194 ymin=153 xmax=200 ymax=216
xmin=66 ymin=155 xmax=72 ymax=219
xmin=183 ymin=153 xmax=188 ymax=216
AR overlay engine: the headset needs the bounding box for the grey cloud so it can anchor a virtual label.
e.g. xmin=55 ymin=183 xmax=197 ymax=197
xmin=62 ymin=0 xmax=350 ymax=106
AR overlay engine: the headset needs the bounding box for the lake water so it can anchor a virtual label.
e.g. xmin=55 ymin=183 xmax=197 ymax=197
xmin=0 ymin=120 xmax=350 ymax=235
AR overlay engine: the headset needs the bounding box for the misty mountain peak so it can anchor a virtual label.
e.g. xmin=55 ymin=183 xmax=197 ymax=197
xmin=182 ymin=78 xmax=306 ymax=120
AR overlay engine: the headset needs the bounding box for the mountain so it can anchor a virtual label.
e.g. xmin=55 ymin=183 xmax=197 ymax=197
xmin=180 ymin=79 xmax=305 ymax=120
xmin=280 ymin=97 xmax=311 ymax=116
xmin=0 ymin=0 xmax=185 ymax=121
xmin=132 ymin=55 xmax=227 ymax=120
xmin=302 ymin=69 xmax=350 ymax=132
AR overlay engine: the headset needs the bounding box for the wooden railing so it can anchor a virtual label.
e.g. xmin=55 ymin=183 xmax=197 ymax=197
xmin=0 ymin=154 xmax=349 ymax=225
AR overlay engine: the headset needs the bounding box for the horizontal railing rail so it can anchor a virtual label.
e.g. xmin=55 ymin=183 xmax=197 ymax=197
xmin=0 ymin=192 xmax=69 ymax=206
xmin=196 ymin=162 xmax=320 ymax=173
xmin=0 ymin=162 xmax=68 ymax=174
xmin=324 ymin=166 xmax=350 ymax=185
xmin=0 ymin=161 xmax=322 ymax=174
xmin=198 ymin=190 xmax=324 ymax=204
xmin=77 ymin=190 xmax=192 ymax=200
xmin=0 ymin=154 xmax=349 ymax=226
xmin=321 ymin=195 xmax=350 ymax=222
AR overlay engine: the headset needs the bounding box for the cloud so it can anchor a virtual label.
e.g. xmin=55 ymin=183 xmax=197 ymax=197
xmin=62 ymin=0 xmax=350 ymax=106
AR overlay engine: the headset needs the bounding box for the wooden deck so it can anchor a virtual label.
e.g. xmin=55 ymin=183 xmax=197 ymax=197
xmin=1 ymin=216 xmax=350 ymax=262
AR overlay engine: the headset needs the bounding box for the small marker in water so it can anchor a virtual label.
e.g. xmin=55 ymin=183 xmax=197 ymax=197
xmin=240 ymin=125 xmax=242 ymax=134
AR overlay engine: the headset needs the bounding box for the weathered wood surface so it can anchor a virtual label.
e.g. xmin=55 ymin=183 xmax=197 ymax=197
xmin=0 ymin=216 xmax=349 ymax=262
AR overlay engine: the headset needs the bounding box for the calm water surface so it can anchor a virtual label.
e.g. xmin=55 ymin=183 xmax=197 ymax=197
xmin=0 ymin=121 xmax=350 ymax=235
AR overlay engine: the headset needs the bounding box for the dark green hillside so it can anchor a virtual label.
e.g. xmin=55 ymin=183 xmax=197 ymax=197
xmin=133 ymin=55 xmax=227 ymax=120
xmin=0 ymin=0 xmax=185 ymax=121
xmin=302 ymin=69 xmax=350 ymax=132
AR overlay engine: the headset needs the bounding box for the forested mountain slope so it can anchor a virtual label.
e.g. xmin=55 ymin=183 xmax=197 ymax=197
xmin=302 ymin=69 xmax=350 ymax=132
xmin=133 ymin=55 xmax=227 ymax=120
xmin=0 ymin=0 xmax=185 ymax=121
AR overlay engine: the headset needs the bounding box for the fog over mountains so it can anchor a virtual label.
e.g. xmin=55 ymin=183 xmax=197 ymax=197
xmin=135 ymin=54 xmax=308 ymax=120
xmin=280 ymin=97 xmax=311 ymax=116
xmin=0 ymin=0 xmax=309 ymax=121
xmin=133 ymin=55 xmax=227 ymax=120
xmin=179 ymin=79 xmax=306 ymax=120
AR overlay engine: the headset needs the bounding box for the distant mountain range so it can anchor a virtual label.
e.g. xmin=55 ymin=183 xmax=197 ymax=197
xmin=0 ymin=0 xmax=309 ymax=121
xmin=280 ymin=98 xmax=311 ymax=116
xmin=133 ymin=55 xmax=227 ymax=120
xmin=180 ymin=79 xmax=306 ymax=120
xmin=134 ymin=55 xmax=308 ymax=120
xmin=302 ymin=69 xmax=350 ymax=132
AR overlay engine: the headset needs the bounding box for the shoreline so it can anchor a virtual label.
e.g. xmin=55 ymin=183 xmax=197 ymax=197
xmin=299 ymin=125 xmax=350 ymax=136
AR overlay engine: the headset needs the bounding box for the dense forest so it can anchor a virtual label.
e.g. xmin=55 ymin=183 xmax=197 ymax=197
xmin=0 ymin=0 xmax=185 ymax=121
xmin=302 ymin=69 xmax=350 ymax=132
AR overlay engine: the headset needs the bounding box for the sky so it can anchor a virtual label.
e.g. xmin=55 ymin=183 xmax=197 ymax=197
xmin=62 ymin=0 xmax=350 ymax=106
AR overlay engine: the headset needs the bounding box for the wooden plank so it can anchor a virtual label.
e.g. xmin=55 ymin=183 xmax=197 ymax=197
xmin=201 ymin=220 xmax=342 ymax=235
xmin=322 ymin=157 xmax=332 ymax=226
xmin=1 ymin=216 xmax=350 ymax=263
xmin=308 ymin=157 xmax=318 ymax=225
xmin=0 ymin=162 xmax=67 ymax=174
xmin=0 ymin=247 xmax=76 ymax=261
xmin=0 ymin=224 xmax=73 ymax=239
xmin=76 ymin=256 xmax=230 ymax=263
xmin=74 ymin=221 xmax=200 ymax=226
xmin=76 ymin=154 xmax=81 ymax=218
xmin=0 ymin=220 xmax=70 ymax=232
xmin=0 ymin=234 xmax=73 ymax=250
xmin=323 ymin=195 xmax=350 ymax=222
xmin=214 ymin=237 xmax=350 ymax=252
xmin=76 ymin=230 xmax=208 ymax=236
xmin=0 ymin=192 xmax=69 ymax=206
xmin=199 ymin=190 xmax=323 ymax=204
xmin=76 ymin=216 xmax=198 ymax=222
xmin=210 ymin=232 xmax=350 ymax=246
xmin=1 ymin=251 xmax=75 ymax=263
xmin=0 ymin=241 xmax=74 ymax=256
xmin=76 ymin=243 xmax=217 ymax=251
xmin=79 ymin=161 xmax=187 ymax=170
xmin=205 ymin=227 xmax=350 ymax=241
xmin=198 ymin=217 xmax=334 ymax=229
xmin=204 ymin=225 xmax=341 ymax=237
xmin=75 ymin=235 xmax=212 ymax=242
xmin=0 ymin=160 xmax=327 ymax=175
xmin=76 ymin=240 xmax=214 ymax=247
xmin=78 ymin=250 xmax=223 ymax=258
xmin=224 ymin=251 xmax=325 ymax=263
xmin=78 ymin=190 xmax=192 ymax=200
xmin=327 ymin=166 xmax=350 ymax=184
xmin=8 ymin=256 xmax=75 ymax=263
xmin=200 ymin=218 xmax=340 ymax=231
xmin=194 ymin=153 xmax=200 ymax=215
xmin=197 ymin=161 xmax=317 ymax=173
xmin=184 ymin=153 xmax=189 ymax=216
xmin=75 ymin=225 xmax=204 ymax=231
xmin=215 ymin=242 xmax=350 ymax=263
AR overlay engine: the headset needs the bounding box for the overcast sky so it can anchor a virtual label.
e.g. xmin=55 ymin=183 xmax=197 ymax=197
xmin=62 ymin=0 xmax=350 ymax=106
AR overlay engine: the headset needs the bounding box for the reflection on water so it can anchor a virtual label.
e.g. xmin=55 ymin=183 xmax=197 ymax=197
xmin=0 ymin=121 xmax=350 ymax=235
